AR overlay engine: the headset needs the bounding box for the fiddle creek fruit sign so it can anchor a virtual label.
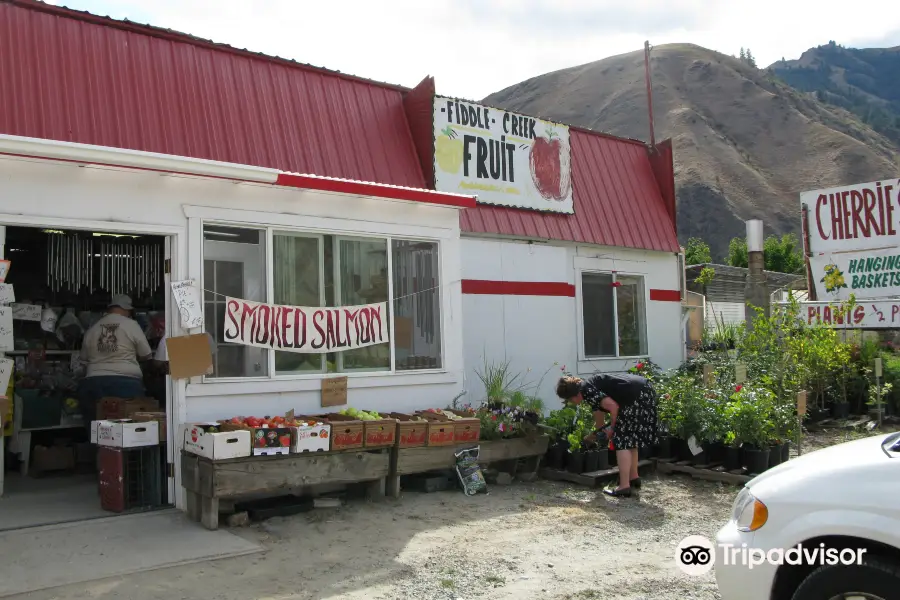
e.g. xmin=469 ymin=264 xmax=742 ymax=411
xmin=223 ymin=298 xmax=389 ymax=353
xmin=433 ymin=95 xmax=573 ymax=214
xmin=802 ymin=178 xmax=900 ymax=254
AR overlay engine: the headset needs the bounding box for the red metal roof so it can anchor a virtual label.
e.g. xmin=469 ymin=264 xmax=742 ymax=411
xmin=458 ymin=129 xmax=680 ymax=253
xmin=1 ymin=0 xmax=678 ymax=253
xmin=0 ymin=0 xmax=426 ymax=188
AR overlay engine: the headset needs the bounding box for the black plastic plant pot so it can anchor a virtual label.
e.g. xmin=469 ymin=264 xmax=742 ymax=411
xmin=547 ymin=445 xmax=565 ymax=470
xmin=677 ymin=439 xmax=694 ymax=462
xmin=690 ymin=446 xmax=708 ymax=465
xmin=831 ymin=402 xmax=850 ymax=419
xmin=781 ymin=442 xmax=791 ymax=462
xmin=566 ymin=450 xmax=585 ymax=474
xmin=724 ymin=446 xmax=742 ymax=471
xmin=584 ymin=450 xmax=601 ymax=472
xmin=638 ymin=445 xmax=652 ymax=460
xmin=656 ymin=435 xmax=674 ymax=459
xmin=768 ymin=444 xmax=783 ymax=468
xmin=709 ymin=441 xmax=726 ymax=464
xmin=596 ymin=448 xmax=610 ymax=470
xmin=608 ymin=449 xmax=618 ymax=467
xmin=743 ymin=447 xmax=771 ymax=475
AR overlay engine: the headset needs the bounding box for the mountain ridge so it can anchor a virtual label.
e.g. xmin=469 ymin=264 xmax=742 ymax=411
xmin=483 ymin=43 xmax=900 ymax=259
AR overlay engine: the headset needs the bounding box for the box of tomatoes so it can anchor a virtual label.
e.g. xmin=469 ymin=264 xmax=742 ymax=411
xmin=183 ymin=422 xmax=251 ymax=460
xmin=219 ymin=416 xmax=293 ymax=456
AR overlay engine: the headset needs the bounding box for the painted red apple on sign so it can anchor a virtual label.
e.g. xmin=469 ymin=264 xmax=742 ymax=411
xmin=529 ymin=127 xmax=571 ymax=201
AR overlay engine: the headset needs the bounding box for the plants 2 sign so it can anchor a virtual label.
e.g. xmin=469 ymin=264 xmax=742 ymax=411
xmin=433 ymin=96 xmax=573 ymax=214
xmin=802 ymin=178 xmax=900 ymax=300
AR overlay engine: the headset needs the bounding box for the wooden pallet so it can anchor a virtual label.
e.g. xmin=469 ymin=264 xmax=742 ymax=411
xmin=654 ymin=458 xmax=752 ymax=485
xmin=540 ymin=460 xmax=653 ymax=487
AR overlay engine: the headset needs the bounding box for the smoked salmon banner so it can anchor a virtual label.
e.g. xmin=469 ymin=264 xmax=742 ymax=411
xmin=223 ymin=297 xmax=389 ymax=353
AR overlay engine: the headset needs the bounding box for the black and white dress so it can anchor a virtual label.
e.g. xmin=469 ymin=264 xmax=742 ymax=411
xmin=580 ymin=373 xmax=658 ymax=450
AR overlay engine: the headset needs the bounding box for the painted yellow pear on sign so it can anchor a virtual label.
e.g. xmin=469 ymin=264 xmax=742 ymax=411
xmin=435 ymin=126 xmax=463 ymax=174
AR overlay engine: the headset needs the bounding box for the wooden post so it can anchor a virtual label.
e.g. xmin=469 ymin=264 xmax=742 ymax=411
xmin=796 ymin=391 xmax=807 ymax=457
xmin=875 ymin=357 xmax=884 ymax=428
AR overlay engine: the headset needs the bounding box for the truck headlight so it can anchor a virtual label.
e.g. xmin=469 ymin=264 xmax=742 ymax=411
xmin=732 ymin=487 xmax=768 ymax=532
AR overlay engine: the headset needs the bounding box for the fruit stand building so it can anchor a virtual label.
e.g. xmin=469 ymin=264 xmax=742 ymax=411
xmin=0 ymin=0 xmax=683 ymax=518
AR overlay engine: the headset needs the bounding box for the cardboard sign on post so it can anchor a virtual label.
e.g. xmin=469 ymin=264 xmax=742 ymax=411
xmin=734 ymin=362 xmax=747 ymax=384
xmin=321 ymin=376 xmax=348 ymax=407
xmin=702 ymin=364 xmax=715 ymax=386
xmin=796 ymin=390 xmax=807 ymax=416
xmin=166 ymin=334 xmax=213 ymax=379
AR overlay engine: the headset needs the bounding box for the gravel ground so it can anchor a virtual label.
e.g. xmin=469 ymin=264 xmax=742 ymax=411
xmin=18 ymin=474 xmax=735 ymax=600
xmin=16 ymin=427 xmax=895 ymax=600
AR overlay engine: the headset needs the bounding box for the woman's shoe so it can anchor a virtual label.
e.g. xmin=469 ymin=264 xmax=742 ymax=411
xmin=603 ymin=487 xmax=632 ymax=498
xmin=631 ymin=478 xmax=642 ymax=489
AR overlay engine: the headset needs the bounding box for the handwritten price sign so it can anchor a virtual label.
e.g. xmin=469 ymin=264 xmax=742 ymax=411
xmin=0 ymin=358 xmax=12 ymax=395
xmin=0 ymin=284 xmax=13 ymax=305
xmin=171 ymin=280 xmax=203 ymax=329
xmin=0 ymin=306 xmax=12 ymax=351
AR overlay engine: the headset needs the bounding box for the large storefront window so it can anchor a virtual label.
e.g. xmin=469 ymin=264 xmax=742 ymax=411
xmin=202 ymin=224 xmax=442 ymax=378
xmin=581 ymin=271 xmax=647 ymax=358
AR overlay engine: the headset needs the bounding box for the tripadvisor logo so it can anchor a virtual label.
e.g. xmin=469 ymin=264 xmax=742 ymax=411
xmin=675 ymin=535 xmax=867 ymax=576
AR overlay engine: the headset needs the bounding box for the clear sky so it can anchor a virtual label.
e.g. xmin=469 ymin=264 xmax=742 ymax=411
xmin=47 ymin=0 xmax=900 ymax=100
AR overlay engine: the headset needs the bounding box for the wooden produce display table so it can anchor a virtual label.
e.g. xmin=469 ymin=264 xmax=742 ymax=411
xmin=181 ymin=448 xmax=391 ymax=530
xmin=388 ymin=435 xmax=549 ymax=498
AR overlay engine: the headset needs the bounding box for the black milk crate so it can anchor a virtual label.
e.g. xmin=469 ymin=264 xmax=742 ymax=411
xmin=98 ymin=445 xmax=163 ymax=513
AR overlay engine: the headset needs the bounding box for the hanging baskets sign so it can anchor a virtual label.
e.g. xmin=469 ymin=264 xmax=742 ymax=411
xmin=223 ymin=298 xmax=389 ymax=353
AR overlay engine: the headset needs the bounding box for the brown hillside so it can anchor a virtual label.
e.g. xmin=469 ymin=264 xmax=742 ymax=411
xmin=483 ymin=43 xmax=900 ymax=259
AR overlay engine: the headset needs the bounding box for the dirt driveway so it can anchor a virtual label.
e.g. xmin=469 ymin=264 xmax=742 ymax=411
xmin=22 ymin=428 xmax=890 ymax=600
xmin=19 ymin=474 xmax=735 ymax=600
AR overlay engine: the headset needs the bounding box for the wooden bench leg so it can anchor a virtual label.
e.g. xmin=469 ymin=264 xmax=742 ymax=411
xmin=185 ymin=489 xmax=201 ymax=522
xmin=387 ymin=446 xmax=401 ymax=499
xmin=366 ymin=478 xmax=386 ymax=502
xmin=201 ymin=495 xmax=219 ymax=530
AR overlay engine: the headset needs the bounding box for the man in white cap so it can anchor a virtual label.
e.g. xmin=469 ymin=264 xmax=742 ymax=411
xmin=77 ymin=294 xmax=153 ymax=429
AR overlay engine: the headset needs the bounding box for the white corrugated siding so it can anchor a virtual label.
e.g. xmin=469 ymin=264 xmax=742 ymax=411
xmin=705 ymin=301 xmax=745 ymax=326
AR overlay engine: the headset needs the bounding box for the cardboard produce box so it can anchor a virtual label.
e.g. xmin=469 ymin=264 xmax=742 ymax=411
xmin=32 ymin=444 xmax=76 ymax=473
xmin=291 ymin=421 xmax=331 ymax=453
xmin=318 ymin=415 xmax=364 ymax=451
xmin=445 ymin=410 xmax=481 ymax=443
xmin=97 ymin=397 xmax=159 ymax=420
xmin=97 ymin=419 xmax=160 ymax=448
xmin=416 ymin=412 xmax=456 ymax=447
xmin=326 ymin=413 xmax=396 ymax=449
xmin=132 ymin=412 xmax=167 ymax=442
xmin=219 ymin=422 xmax=293 ymax=456
xmin=183 ymin=423 xmax=251 ymax=460
xmin=389 ymin=413 xmax=429 ymax=448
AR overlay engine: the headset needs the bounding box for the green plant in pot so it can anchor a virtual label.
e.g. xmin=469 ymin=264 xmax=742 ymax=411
xmin=739 ymin=387 xmax=775 ymax=474
xmin=544 ymin=406 xmax=576 ymax=470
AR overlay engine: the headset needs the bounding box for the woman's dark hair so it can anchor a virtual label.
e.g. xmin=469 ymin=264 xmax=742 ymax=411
xmin=555 ymin=376 xmax=582 ymax=400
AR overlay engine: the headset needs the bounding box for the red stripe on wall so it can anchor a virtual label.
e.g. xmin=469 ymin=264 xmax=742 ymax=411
xmin=461 ymin=280 xmax=576 ymax=297
xmin=649 ymin=289 xmax=682 ymax=302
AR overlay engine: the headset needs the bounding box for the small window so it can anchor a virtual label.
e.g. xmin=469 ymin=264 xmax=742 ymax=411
xmin=581 ymin=272 xmax=648 ymax=358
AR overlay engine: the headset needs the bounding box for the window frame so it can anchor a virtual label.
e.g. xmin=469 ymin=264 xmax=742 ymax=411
xmin=576 ymin=269 xmax=649 ymax=360
xmin=199 ymin=218 xmax=444 ymax=382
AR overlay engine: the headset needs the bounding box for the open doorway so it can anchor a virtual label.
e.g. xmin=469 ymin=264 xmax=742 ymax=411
xmin=0 ymin=225 xmax=171 ymax=530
